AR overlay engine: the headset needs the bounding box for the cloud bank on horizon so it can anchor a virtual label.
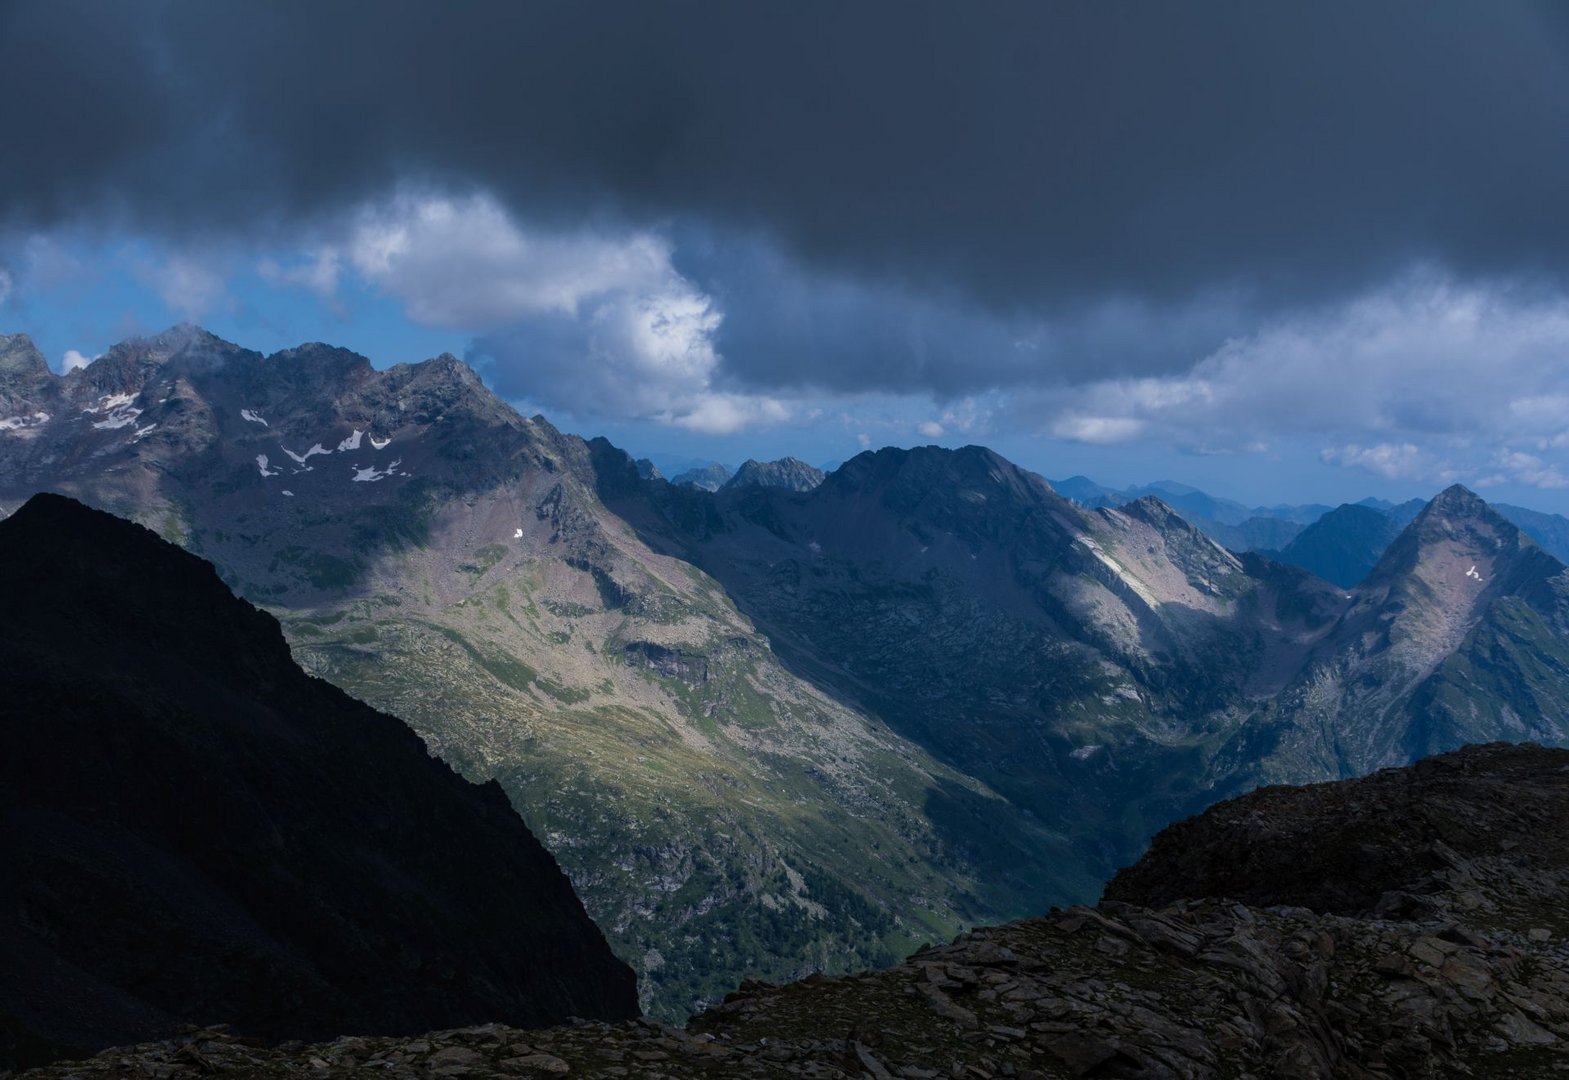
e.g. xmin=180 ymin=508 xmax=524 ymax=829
xmin=5 ymin=1 xmax=1569 ymax=504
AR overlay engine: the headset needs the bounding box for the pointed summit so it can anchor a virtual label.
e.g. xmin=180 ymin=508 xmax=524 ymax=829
xmin=724 ymin=456 xmax=825 ymax=492
xmin=1363 ymin=484 xmax=1535 ymax=591
xmin=1429 ymin=482 xmax=1489 ymax=513
xmin=0 ymin=333 xmax=48 ymax=380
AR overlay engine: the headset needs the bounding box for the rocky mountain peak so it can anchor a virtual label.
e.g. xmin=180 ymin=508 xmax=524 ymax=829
xmin=0 ymin=333 xmax=49 ymax=381
xmin=263 ymin=342 xmax=375 ymax=386
xmin=825 ymin=444 xmax=1050 ymax=505
xmin=1116 ymin=494 xmax=1202 ymax=536
xmin=2 ymin=492 xmax=295 ymax=684
xmin=1364 ymin=483 xmax=1532 ymax=591
xmin=723 ymin=456 xmax=825 ymax=492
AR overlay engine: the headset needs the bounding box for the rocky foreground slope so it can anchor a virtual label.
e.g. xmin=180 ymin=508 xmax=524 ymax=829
xmin=0 ymin=494 xmax=636 ymax=1072
xmin=15 ymin=741 xmax=1569 ymax=1079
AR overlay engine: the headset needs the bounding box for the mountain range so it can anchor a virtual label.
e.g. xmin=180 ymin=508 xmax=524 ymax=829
xmin=1052 ymin=473 xmax=1569 ymax=575
xmin=6 ymin=325 xmax=1569 ymax=1020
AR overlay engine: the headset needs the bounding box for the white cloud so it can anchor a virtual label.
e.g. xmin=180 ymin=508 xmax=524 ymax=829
xmin=135 ymin=251 xmax=229 ymax=319
xmin=61 ymin=349 xmax=95 ymax=372
xmin=1029 ymin=275 xmax=1569 ymax=445
xmin=1494 ymin=450 xmax=1569 ymax=489
xmin=1320 ymin=442 xmax=1436 ymax=481
xmin=342 ymin=193 xmax=681 ymax=328
xmin=916 ymin=420 xmax=945 ymax=438
xmin=258 ymin=248 xmax=342 ymax=298
xmin=1050 ymin=415 xmax=1146 ymax=444
xmin=1015 ymin=272 xmax=1569 ymax=489
xmin=264 ymin=192 xmax=793 ymax=434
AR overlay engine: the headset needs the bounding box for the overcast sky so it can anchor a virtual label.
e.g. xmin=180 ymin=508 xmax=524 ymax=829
xmin=7 ymin=1 xmax=1569 ymax=509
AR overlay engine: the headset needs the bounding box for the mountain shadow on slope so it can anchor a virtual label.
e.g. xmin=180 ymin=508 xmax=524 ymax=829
xmin=0 ymin=494 xmax=637 ymax=1071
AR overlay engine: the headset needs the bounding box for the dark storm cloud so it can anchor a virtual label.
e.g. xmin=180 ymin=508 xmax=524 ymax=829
xmin=7 ymin=1 xmax=1569 ymax=381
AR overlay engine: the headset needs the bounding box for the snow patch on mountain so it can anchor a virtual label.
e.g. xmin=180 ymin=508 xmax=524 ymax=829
xmin=240 ymin=409 xmax=269 ymax=426
xmin=337 ymin=430 xmax=363 ymax=451
xmin=370 ymin=435 xmax=391 ymax=450
xmin=86 ymin=393 xmax=135 ymax=413
xmin=92 ymin=407 xmax=143 ymax=430
xmin=351 ymin=459 xmax=404 ymax=482
xmin=282 ymin=443 xmax=331 ymax=465
xmin=0 ymin=411 xmax=50 ymax=432
xmin=256 ymin=454 xmax=281 ymax=477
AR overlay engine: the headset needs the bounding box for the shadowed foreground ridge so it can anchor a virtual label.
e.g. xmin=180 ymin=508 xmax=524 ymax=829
xmin=0 ymin=493 xmax=636 ymax=1072
xmin=18 ymin=741 xmax=1569 ymax=1078
xmin=1105 ymin=740 xmax=1569 ymax=917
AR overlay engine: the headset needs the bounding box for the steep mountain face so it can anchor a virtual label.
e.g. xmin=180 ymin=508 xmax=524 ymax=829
xmin=614 ymin=446 xmax=1356 ymax=891
xmin=722 ymin=456 xmax=825 ymax=492
xmin=1224 ymin=486 xmax=1569 ymax=786
xmin=0 ymin=493 xmax=635 ymax=1072
xmin=1273 ymin=502 xmax=1404 ymax=587
xmin=25 ymin=742 xmax=1569 ymax=1080
xmin=622 ymin=458 xmax=1569 ymax=889
xmin=0 ymin=329 xmax=1056 ymax=1020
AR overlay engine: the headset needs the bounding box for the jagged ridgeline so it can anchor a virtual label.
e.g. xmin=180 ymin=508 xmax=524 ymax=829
xmin=5 ymin=326 xmax=1569 ymax=1019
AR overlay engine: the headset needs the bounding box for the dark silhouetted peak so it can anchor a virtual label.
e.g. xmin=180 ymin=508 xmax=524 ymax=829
xmin=724 ymin=456 xmax=825 ymax=492
xmin=804 ymin=444 xmax=1081 ymax=555
xmin=672 ymin=462 xmax=732 ymax=491
xmin=1275 ymin=503 xmax=1403 ymax=588
xmin=0 ymin=333 xmax=48 ymax=381
xmin=586 ymin=435 xmax=650 ymax=498
xmin=265 ymin=342 xmax=375 ymax=386
xmin=1 ymin=493 xmax=294 ymax=685
xmin=826 ymin=444 xmax=1046 ymax=504
xmin=0 ymin=494 xmax=637 ymax=1068
xmin=635 ymin=457 xmax=662 ymax=480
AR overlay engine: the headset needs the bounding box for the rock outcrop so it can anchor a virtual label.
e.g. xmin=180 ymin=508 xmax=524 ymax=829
xmin=18 ymin=741 xmax=1569 ymax=1078
xmin=722 ymin=457 xmax=825 ymax=492
xmin=0 ymin=494 xmax=637 ymax=1072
